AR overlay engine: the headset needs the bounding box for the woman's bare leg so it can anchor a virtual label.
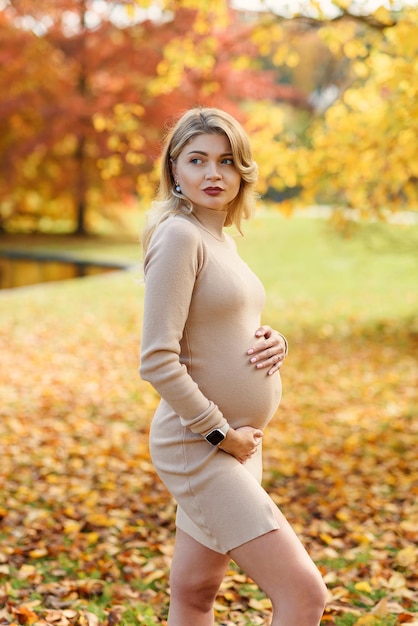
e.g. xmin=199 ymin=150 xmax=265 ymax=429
xmin=167 ymin=528 xmax=230 ymax=626
xmin=229 ymin=509 xmax=327 ymax=626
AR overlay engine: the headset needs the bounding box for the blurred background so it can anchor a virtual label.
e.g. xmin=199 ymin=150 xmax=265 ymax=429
xmin=0 ymin=0 xmax=416 ymax=241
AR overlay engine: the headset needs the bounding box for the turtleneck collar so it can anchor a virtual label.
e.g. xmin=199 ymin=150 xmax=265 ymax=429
xmin=190 ymin=206 xmax=227 ymax=241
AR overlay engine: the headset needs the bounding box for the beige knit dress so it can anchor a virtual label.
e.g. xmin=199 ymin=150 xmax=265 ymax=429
xmin=140 ymin=206 xmax=282 ymax=554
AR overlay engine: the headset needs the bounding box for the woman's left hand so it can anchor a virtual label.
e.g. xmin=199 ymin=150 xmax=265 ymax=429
xmin=247 ymin=325 xmax=288 ymax=376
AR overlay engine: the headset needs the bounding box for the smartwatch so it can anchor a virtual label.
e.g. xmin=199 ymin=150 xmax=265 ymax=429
xmin=205 ymin=424 xmax=230 ymax=446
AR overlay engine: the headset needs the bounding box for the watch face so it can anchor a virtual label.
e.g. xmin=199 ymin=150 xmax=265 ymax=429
xmin=206 ymin=429 xmax=225 ymax=445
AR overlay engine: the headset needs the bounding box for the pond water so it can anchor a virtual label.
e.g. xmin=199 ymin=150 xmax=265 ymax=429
xmin=0 ymin=255 xmax=129 ymax=290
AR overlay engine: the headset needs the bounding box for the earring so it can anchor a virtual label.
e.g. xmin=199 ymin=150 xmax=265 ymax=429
xmin=174 ymin=181 xmax=181 ymax=193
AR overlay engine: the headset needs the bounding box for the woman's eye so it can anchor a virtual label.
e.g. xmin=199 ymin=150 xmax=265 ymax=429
xmin=222 ymin=158 xmax=234 ymax=165
xmin=190 ymin=158 xmax=202 ymax=164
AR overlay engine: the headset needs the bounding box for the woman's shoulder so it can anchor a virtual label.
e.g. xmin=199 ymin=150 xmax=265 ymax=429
xmin=152 ymin=213 xmax=201 ymax=243
xmin=146 ymin=213 xmax=203 ymax=256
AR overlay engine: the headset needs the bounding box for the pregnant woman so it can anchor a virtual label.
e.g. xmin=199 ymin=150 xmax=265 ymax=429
xmin=140 ymin=107 xmax=327 ymax=626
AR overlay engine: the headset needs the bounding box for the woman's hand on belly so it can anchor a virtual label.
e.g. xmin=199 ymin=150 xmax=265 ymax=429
xmin=219 ymin=426 xmax=263 ymax=464
xmin=247 ymin=325 xmax=288 ymax=376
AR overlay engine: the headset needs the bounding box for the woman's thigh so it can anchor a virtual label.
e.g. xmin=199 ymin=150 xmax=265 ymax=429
xmin=229 ymin=507 xmax=326 ymax=604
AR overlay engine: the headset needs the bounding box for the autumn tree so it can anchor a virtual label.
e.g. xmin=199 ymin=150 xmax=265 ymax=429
xmin=302 ymin=6 xmax=418 ymax=222
xmin=2 ymin=0 xmax=414 ymax=234
xmin=0 ymin=0 xmax=308 ymax=235
xmin=1 ymin=2 xmax=152 ymax=233
xmin=244 ymin=1 xmax=418 ymax=220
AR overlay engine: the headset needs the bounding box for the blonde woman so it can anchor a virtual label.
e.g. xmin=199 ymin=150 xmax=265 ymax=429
xmin=140 ymin=107 xmax=327 ymax=626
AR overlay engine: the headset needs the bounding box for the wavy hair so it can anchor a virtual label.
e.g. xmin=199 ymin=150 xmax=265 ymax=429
xmin=142 ymin=107 xmax=258 ymax=254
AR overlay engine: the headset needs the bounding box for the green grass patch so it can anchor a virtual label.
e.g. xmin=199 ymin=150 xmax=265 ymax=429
xmin=234 ymin=212 xmax=418 ymax=331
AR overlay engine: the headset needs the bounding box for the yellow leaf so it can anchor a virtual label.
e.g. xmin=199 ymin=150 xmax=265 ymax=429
xmin=92 ymin=113 xmax=107 ymax=133
xmin=63 ymin=520 xmax=82 ymax=534
xmin=373 ymin=6 xmax=394 ymax=25
xmin=387 ymin=572 xmax=406 ymax=589
xmin=396 ymin=546 xmax=417 ymax=567
xmin=336 ymin=510 xmax=350 ymax=522
xmin=371 ymin=597 xmax=388 ymax=617
xmin=213 ymin=601 xmax=229 ymax=613
xmin=125 ymin=4 xmax=136 ymax=20
xmin=17 ymin=564 xmax=37 ymax=580
xmin=85 ymin=513 xmax=113 ymax=527
xmin=222 ymin=591 xmax=236 ymax=601
xmin=334 ymin=0 xmax=350 ymax=8
xmin=28 ymin=547 xmax=48 ymax=558
xmin=248 ymin=597 xmax=272 ymax=610
xmin=87 ymin=532 xmax=100 ymax=545
xmin=355 ymin=581 xmax=372 ymax=593
xmin=320 ymin=532 xmax=334 ymax=545
xmin=354 ymin=616 xmax=380 ymax=625
xmin=143 ymin=568 xmax=166 ymax=585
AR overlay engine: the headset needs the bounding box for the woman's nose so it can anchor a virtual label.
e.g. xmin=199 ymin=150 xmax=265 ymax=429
xmin=205 ymin=163 xmax=221 ymax=179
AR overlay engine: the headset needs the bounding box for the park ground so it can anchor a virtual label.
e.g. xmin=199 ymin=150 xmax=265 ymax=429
xmin=0 ymin=212 xmax=417 ymax=625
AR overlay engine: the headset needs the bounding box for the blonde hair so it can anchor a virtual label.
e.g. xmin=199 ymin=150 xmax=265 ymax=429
xmin=142 ymin=107 xmax=258 ymax=254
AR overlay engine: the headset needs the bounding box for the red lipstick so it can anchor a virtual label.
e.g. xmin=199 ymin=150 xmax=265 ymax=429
xmin=203 ymin=187 xmax=223 ymax=196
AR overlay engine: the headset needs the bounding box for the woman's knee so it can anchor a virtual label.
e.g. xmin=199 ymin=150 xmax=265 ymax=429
xmin=275 ymin=567 xmax=327 ymax=620
xmin=306 ymin=571 xmax=328 ymax=614
xmin=169 ymin=570 xmax=220 ymax=612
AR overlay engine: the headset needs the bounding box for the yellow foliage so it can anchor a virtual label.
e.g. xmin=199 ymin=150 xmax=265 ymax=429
xmin=343 ymin=39 xmax=368 ymax=59
xmin=97 ymin=155 xmax=122 ymax=180
xmin=334 ymin=0 xmax=351 ymax=9
xmin=137 ymin=172 xmax=158 ymax=202
xmin=124 ymin=3 xmax=137 ymax=20
xmin=372 ymin=6 xmax=393 ymax=26
xmin=244 ymin=101 xmax=286 ymax=193
xmin=352 ymin=60 xmax=370 ymax=79
xmin=355 ymin=581 xmax=373 ymax=593
xmin=92 ymin=113 xmax=108 ymax=132
xmin=126 ymin=151 xmax=146 ymax=165
xmin=265 ymin=9 xmax=418 ymax=218
xmin=272 ymin=44 xmax=288 ymax=66
xmin=132 ymin=0 xmax=153 ymax=6
xmin=231 ymin=55 xmax=252 ymax=71
xmin=285 ymin=50 xmax=300 ymax=68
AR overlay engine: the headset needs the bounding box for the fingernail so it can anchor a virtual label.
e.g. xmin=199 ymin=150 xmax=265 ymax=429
xmin=250 ymin=357 xmax=257 ymax=363
xmin=247 ymin=349 xmax=254 ymax=355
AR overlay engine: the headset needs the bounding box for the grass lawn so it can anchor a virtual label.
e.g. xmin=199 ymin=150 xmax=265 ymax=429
xmin=235 ymin=212 xmax=418 ymax=331
xmin=0 ymin=212 xmax=417 ymax=626
xmin=2 ymin=212 xmax=417 ymax=327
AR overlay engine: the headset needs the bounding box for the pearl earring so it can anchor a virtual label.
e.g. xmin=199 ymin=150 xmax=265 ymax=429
xmin=174 ymin=181 xmax=181 ymax=193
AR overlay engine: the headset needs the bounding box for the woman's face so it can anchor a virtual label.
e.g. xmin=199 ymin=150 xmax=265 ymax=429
xmin=171 ymin=133 xmax=242 ymax=212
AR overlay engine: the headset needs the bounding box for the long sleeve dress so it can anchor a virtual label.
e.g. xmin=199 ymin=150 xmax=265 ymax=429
xmin=140 ymin=205 xmax=282 ymax=554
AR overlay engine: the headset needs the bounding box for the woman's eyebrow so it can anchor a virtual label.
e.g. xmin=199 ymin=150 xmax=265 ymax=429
xmin=186 ymin=150 xmax=233 ymax=157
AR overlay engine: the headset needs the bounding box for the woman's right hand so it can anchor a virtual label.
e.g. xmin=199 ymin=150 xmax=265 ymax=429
xmin=219 ymin=426 xmax=263 ymax=463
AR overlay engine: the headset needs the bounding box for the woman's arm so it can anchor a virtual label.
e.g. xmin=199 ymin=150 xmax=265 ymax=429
xmin=140 ymin=217 xmax=229 ymax=437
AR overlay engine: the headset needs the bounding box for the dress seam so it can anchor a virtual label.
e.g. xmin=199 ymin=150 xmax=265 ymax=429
xmin=180 ymin=326 xmax=223 ymax=552
xmin=180 ymin=435 xmax=223 ymax=552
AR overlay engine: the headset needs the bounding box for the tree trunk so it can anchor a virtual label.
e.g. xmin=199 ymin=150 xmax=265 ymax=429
xmin=74 ymin=133 xmax=87 ymax=236
xmin=74 ymin=0 xmax=88 ymax=236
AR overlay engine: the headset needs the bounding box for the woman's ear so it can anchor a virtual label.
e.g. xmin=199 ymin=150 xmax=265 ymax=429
xmin=170 ymin=158 xmax=177 ymax=179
